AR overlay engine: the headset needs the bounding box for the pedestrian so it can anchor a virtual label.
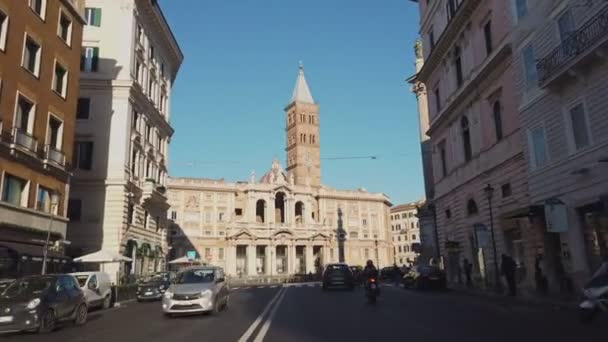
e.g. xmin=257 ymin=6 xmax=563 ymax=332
xmin=534 ymin=254 xmax=548 ymax=295
xmin=463 ymin=258 xmax=473 ymax=287
xmin=501 ymin=254 xmax=517 ymax=296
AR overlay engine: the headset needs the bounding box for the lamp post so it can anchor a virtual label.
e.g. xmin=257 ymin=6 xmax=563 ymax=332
xmin=374 ymin=237 xmax=379 ymax=269
xmin=41 ymin=193 xmax=59 ymax=275
xmin=484 ymin=184 xmax=501 ymax=292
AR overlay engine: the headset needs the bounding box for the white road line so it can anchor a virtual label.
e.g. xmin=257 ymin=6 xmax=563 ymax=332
xmin=237 ymin=287 xmax=285 ymax=342
xmin=253 ymin=287 xmax=287 ymax=342
xmin=269 ymin=285 xmax=277 ymax=288
xmin=307 ymin=284 xmax=315 ymax=287
xmin=232 ymin=287 xmax=240 ymax=290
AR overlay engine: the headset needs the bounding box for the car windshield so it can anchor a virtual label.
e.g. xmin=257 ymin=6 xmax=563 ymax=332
xmin=74 ymin=275 xmax=89 ymax=287
xmin=175 ymin=269 xmax=214 ymax=284
xmin=2 ymin=276 xmax=53 ymax=298
xmin=142 ymin=273 xmax=168 ymax=283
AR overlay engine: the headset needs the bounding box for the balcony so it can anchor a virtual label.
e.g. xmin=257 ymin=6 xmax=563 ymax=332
xmin=142 ymin=178 xmax=168 ymax=206
xmin=43 ymin=145 xmax=66 ymax=167
xmin=537 ymin=6 xmax=608 ymax=87
xmin=11 ymin=128 xmax=38 ymax=154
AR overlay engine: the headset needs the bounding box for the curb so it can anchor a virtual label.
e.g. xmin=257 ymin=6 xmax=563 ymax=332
xmin=449 ymin=287 xmax=579 ymax=311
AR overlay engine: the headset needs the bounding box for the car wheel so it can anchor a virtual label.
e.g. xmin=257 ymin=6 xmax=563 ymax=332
xmin=102 ymin=295 xmax=111 ymax=310
xmin=74 ymin=304 xmax=88 ymax=326
xmin=211 ymin=299 xmax=221 ymax=315
xmin=38 ymin=309 xmax=56 ymax=333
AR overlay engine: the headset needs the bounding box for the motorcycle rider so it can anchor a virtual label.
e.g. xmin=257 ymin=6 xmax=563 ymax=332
xmin=363 ymin=259 xmax=379 ymax=279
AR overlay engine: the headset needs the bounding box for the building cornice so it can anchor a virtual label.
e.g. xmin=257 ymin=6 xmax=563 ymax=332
xmin=61 ymin=0 xmax=86 ymax=24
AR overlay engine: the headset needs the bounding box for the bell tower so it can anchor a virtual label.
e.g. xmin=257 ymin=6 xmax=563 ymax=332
xmin=285 ymin=62 xmax=320 ymax=188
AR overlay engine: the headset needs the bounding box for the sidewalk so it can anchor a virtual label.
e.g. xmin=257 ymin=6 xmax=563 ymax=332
xmin=448 ymin=283 xmax=580 ymax=311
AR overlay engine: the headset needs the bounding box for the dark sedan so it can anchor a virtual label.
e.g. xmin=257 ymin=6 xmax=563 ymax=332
xmin=322 ymin=264 xmax=355 ymax=290
xmin=136 ymin=272 xmax=175 ymax=301
xmin=0 ymin=274 xmax=88 ymax=333
xmin=402 ymin=265 xmax=447 ymax=290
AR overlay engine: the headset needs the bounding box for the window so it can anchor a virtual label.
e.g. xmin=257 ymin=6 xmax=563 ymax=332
xmin=29 ymin=0 xmax=46 ymax=19
xmin=2 ymin=174 xmax=28 ymax=207
xmin=447 ymin=0 xmax=457 ymax=19
xmin=15 ymin=95 xmax=35 ymax=133
xmin=401 ymin=213 xmax=406 ymax=219
xmin=558 ymin=10 xmax=575 ymax=42
xmin=567 ymin=103 xmax=591 ymax=151
xmin=128 ymin=203 xmax=134 ymax=224
xmin=149 ymin=45 xmax=155 ymax=61
xmin=81 ymin=47 xmax=99 ymax=72
xmin=429 ymin=29 xmax=435 ymax=51
xmin=36 ymin=186 xmax=56 ymax=213
xmin=143 ymin=211 xmax=149 ymax=228
xmin=445 ymin=209 xmax=452 ymax=219
xmin=22 ymin=36 xmax=41 ymax=76
xmin=84 ymin=8 xmax=102 ymax=27
xmin=0 ymin=10 xmax=8 ymax=51
xmin=219 ymin=248 xmax=224 ymax=260
xmin=466 ymin=199 xmax=479 ymax=216
xmin=132 ymin=111 xmax=139 ymax=130
xmin=398 ymin=236 xmax=401 ymax=242
xmin=484 ymin=20 xmax=493 ymax=55
xmin=411 ymin=222 xmax=414 ymax=229
xmin=73 ymin=141 xmax=93 ymax=170
xmin=67 ymin=199 xmax=81 ymax=221
xmin=160 ymin=63 xmax=165 ymax=78
xmin=438 ymin=140 xmax=447 ymax=177
xmin=362 ymin=219 xmax=367 ymax=226
xmin=529 ymin=127 xmax=548 ymax=169
xmin=412 ymin=234 xmax=417 ymax=240
xmin=493 ymin=101 xmax=503 ymax=141
xmin=53 ymin=61 xmax=68 ymax=97
xmin=434 ymin=88 xmax=441 ymax=113
xmin=77 ymin=98 xmax=90 ymax=119
xmin=218 ymin=212 xmax=225 ymax=222
xmin=461 ymin=116 xmax=472 ymax=162
xmin=453 ymin=46 xmax=463 ymax=87
xmin=364 ymin=249 xmax=369 ymax=258
xmin=145 ymin=124 xmax=151 ymax=142
xmin=501 ymin=183 xmax=512 ymax=198
xmin=515 ymin=0 xmax=528 ymax=20
xmin=137 ymin=25 xmax=144 ymax=45
xmin=409 ymin=213 xmax=413 ymax=218
xmin=47 ymin=115 xmax=63 ymax=149
xmin=522 ymin=45 xmax=538 ymax=89
xmin=58 ymin=10 xmax=72 ymax=45
xmin=398 ymin=246 xmax=402 ymax=253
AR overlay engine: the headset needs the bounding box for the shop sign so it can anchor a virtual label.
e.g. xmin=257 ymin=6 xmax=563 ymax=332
xmin=545 ymin=199 xmax=568 ymax=233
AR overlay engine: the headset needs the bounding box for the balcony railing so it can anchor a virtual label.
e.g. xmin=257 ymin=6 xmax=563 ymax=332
xmin=537 ymin=6 xmax=608 ymax=85
xmin=44 ymin=145 xmax=66 ymax=166
xmin=12 ymin=128 xmax=38 ymax=153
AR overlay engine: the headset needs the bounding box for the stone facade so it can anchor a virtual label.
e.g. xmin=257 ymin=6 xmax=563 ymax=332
xmin=0 ymin=0 xmax=85 ymax=277
xmin=167 ymin=66 xmax=392 ymax=278
xmin=390 ymin=203 xmax=422 ymax=266
xmin=67 ymin=0 xmax=183 ymax=283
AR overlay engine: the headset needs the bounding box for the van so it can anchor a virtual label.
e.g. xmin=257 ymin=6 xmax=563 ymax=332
xmin=70 ymin=272 xmax=113 ymax=309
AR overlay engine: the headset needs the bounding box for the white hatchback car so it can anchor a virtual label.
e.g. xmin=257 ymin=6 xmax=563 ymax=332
xmin=71 ymin=272 xmax=113 ymax=309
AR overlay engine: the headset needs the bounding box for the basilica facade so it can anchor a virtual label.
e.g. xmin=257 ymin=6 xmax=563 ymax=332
xmin=167 ymin=65 xmax=392 ymax=277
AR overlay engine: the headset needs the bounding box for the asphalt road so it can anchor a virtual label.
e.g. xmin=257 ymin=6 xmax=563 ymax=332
xmin=2 ymin=283 xmax=606 ymax=342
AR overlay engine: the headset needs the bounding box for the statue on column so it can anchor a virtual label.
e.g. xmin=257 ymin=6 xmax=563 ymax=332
xmin=414 ymin=39 xmax=423 ymax=59
xmin=337 ymin=208 xmax=346 ymax=263
xmin=250 ymin=170 xmax=256 ymax=184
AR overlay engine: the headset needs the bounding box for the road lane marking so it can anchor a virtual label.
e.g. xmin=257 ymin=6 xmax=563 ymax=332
xmin=253 ymin=287 xmax=287 ymax=342
xmin=233 ymin=287 xmax=240 ymax=290
xmin=270 ymin=285 xmax=277 ymax=288
xmin=307 ymin=284 xmax=315 ymax=287
xmin=237 ymin=287 xmax=285 ymax=342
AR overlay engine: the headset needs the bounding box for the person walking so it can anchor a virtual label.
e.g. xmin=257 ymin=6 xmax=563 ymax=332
xmin=463 ymin=258 xmax=473 ymax=287
xmin=501 ymin=254 xmax=517 ymax=296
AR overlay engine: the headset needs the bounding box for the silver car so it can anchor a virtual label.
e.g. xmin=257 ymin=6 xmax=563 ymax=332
xmin=161 ymin=266 xmax=229 ymax=316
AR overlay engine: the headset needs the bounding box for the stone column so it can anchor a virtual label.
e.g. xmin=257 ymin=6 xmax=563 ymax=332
xmin=265 ymin=245 xmax=272 ymax=276
xmin=288 ymin=244 xmax=296 ymax=275
xmin=305 ymin=244 xmax=314 ymax=274
xmin=226 ymin=244 xmax=237 ymax=276
xmin=268 ymin=197 xmax=274 ymax=224
xmin=247 ymin=244 xmax=257 ymax=276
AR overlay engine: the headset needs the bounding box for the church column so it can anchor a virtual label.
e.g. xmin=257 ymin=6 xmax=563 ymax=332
xmin=267 ymin=196 xmax=274 ymax=225
xmin=288 ymin=243 xmax=296 ymax=275
xmin=226 ymin=244 xmax=237 ymax=276
xmin=305 ymin=243 xmax=314 ymax=274
xmin=265 ymin=245 xmax=272 ymax=276
xmin=247 ymin=244 xmax=257 ymax=276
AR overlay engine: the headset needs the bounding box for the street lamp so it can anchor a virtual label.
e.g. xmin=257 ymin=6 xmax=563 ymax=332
xmin=374 ymin=236 xmax=379 ymax=269
xmin=484 ymin=184 xmax=502 ymax=292
xmin=41 ymin=192 xmax=59 ymax=275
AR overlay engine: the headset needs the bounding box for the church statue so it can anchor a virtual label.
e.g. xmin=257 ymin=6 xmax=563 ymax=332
xmin=414 ymin=39 xmax=423 ymax=59
xmin=249 ymin=170 xmax=256 ymax=184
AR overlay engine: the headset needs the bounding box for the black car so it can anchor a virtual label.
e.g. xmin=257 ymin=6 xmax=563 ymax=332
xmin=136 ymin=272 xmax=175 ymax=301
xmin=0 ymin=275 xmax=88 ymax=333
xmin=402 ymin=265 xmax=447 ymax=290
xmin=322 ymin=264 xmax=355 ymax=290
xmin=380 ymin=267 xmax=399 ymax=280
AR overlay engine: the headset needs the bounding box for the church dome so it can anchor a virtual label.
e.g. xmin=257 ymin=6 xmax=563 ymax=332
xmin=259 ymin=159 xmax=288 ymax=184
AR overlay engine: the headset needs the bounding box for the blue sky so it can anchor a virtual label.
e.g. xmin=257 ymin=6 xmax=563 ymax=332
xmin=160 ymin=0 xmax=423 ymax=205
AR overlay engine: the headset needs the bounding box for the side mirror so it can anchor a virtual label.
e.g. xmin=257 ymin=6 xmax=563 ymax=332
xmin=87 ymin=282 xmax=97 ymax=290
xmin=216 ymin=277 xmax=225 ymax=283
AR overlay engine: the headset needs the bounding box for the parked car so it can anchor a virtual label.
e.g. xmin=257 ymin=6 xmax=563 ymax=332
xmin=380 ymin=266 xmax=400 ymax=281
xmin=0 ymin=279 xmax=15 ymax=293
xmin=322 ymin=263 xmax=355 ymax=290
xmin=137 ymin=272 xmax=175 ymax=301
xmin=162 ymin=266 xmax=229 ymax=317
xmin=0 ymin=274 xmax=88 ymax=333
xmin=402 ymin=265 xmax=447 ymax=290
xmin=71 ymin=272 xmax=113 ymax=310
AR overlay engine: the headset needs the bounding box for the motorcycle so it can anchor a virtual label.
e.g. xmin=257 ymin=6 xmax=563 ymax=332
xmin=579 ymin=260 xmax=608 ymax=323
xmin=365 ymin=277 xmax=379 ymax=304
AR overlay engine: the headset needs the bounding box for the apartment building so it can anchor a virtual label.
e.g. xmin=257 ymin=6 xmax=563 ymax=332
xmin=390 ymin=202 xmax=422 ymax=266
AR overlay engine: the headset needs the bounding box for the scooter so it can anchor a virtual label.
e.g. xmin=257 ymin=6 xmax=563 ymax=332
xmin=365 ymin=277 xmax=379 ymax=304
xmin=579 ymin=260 xmax=608 ymax=323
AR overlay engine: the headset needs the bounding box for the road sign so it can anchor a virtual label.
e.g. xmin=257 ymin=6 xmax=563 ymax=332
xmin=186 ymin=250 xmax=196 ymax=261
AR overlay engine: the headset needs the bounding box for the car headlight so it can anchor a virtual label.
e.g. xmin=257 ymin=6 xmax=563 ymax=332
xmin=164 ymin=291 xmax=173 ymax=299
xmin=26 ymin=298 xmax=41 ymax=309
xmin=200 ymin=290 xmax=212 ymax=299
xmin=159 ymin=284 xmax=165 ymax=290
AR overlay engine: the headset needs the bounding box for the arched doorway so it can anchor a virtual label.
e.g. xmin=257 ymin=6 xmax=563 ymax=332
xmin=295 ymin=201 xmax=304 ymax=224
xmin=256 ymin=200 xmax=266 ymax=223
xmin=275 ymin=192 xmax=285 ymax=223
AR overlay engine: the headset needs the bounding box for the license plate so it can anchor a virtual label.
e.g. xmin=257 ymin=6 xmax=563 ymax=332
xmin=145 ymin=291 xmax=153 ymax=296
xmin=0 ymin=316 xmax=13 ymax=323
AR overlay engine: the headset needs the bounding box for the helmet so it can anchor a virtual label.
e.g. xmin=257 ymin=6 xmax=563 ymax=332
xmin=366 ymin=259 xmax=374 ymax=267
